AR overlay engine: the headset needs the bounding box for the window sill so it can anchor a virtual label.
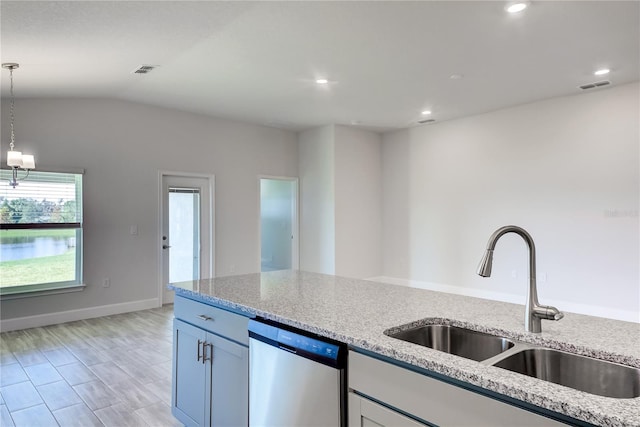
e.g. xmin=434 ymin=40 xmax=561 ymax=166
xmin=0 ymin=283 xmax=86 ymax=300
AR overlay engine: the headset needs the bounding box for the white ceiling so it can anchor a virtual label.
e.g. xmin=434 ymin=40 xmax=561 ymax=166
xmin=1 ymin=1 xmax=638 ymax=132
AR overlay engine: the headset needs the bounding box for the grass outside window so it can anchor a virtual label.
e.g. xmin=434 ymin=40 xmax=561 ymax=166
xmin=1 ymin=229 xmax=78 ymax=288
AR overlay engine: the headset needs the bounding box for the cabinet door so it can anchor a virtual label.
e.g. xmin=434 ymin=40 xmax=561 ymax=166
xmin=349 ymin=392 xmax=427 ymax=427
xmin=172 ymin=319 xmax=210 ymax=427
xmin=208 ymin=333 xmax=249 ymax=427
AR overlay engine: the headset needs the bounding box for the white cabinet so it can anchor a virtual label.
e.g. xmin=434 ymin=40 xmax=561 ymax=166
xmin=208 ymin=331 xmax=248 ymax=426
xmin=173 ymin=319 xmax=209 ymax=426
xmin=172 ymin=296 xmax=249 ymax=427
xmin=349 ymin=351 xmax=568 ymax=426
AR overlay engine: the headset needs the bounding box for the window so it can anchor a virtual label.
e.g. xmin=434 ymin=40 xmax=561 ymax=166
xmin=0 ymin=169 xmax=84 ymax=297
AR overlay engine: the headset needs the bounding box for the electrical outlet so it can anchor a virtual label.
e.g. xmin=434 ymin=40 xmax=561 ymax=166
xmin=102 ymin=278 xmax=111 ymax=288
xmin=229 ymin=264 xmax=236 ymax=273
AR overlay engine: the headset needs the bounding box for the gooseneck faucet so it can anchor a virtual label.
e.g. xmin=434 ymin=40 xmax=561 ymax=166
xmin=477 ymin=225 xmax=564 ymax=333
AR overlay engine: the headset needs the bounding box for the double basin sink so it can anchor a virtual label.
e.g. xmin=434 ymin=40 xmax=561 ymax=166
xmin=385 ymin=322 xmax=640 ymax=399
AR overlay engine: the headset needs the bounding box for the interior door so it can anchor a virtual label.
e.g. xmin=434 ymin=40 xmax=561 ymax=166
xmin=259 ymin=177 xmax=298 ymax=272
xmin=161 ymin=175 xmax=212 ymax=304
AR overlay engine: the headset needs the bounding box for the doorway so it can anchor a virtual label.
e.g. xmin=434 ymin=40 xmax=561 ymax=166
xmin=160 ymin=173 xmax=213 ymax=304
xmin=259 ymin=177 xmax=298 ymax=272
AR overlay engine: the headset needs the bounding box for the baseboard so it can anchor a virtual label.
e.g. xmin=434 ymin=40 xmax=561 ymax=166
xmin=367 ymin=276 xmax=640 ymax=324
xmin=0 ymin=298 xmax=160 ymax=332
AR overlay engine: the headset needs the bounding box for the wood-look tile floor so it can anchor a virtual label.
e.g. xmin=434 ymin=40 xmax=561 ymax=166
xmin=0 ymin=305 xmax=181 ymax=427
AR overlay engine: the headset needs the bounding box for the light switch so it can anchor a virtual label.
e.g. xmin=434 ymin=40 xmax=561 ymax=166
xmin=130 ymin=225 xmax=138 ymax=235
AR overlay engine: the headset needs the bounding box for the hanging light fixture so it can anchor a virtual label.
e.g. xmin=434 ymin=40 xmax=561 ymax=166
xmin=3 ymin=62 xmax=35 ymax=188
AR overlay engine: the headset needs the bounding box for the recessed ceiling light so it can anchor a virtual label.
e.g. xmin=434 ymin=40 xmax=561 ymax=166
xmin=316 ymin=78 xmax=329 ymax=84
xmin=505 ymin=2 xmax=529 ymax=13
xmin=449 ymin=74 xmax=464 ymax=80
xmin=421 ymin=110 xmax=432 ymax=115
xmin=594 ymin=68 xmax=610 ymax=76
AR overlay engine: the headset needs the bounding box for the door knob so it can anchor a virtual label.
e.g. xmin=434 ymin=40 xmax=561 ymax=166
xmin=162 ymin=245 xmax=171 ymax=249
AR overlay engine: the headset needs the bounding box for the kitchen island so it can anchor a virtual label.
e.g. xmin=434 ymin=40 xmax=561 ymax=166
xmin=169 ymin=270 xmax=640 ymax=427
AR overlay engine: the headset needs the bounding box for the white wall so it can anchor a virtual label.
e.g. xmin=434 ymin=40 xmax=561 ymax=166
xmin=298 ymin=125 xmax=336 ymax=274
xmin=298 ymin=125 xmax=383 ymax=278
xmin=1 ymin=98 xmax=298 ymax=322
xmin=381 ymin=82 xmax=640 ymax=322
xmin=4 ymin=84 xmax=635 ymax=326
xmin=335 ymin=126 xmax=382 ymax=279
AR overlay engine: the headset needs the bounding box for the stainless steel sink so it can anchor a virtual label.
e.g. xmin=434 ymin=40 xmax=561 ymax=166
xmin=385 ymin=324 xmax=515 ymax=362
xmin=493 ymin=348 xmax=640 ymax=398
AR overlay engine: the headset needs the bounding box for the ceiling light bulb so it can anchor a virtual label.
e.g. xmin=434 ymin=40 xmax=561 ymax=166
xmin=7 ymin=150 xmax=23 ymax=167
xmin=316 ymin=78 xmax=329 ymax=84
xmin=21 ymin=154 xmax=35 ymax=170
xmin=594 ymin=68 xmax=610 ymax=76
xmin=506 ymin=2 xmax=528 ymax=13
xmin=421 ymin=110 xmax=432 ymax=115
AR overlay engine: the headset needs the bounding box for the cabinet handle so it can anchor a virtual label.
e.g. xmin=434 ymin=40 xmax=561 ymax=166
xmin=197 ymin=339 xmax=203 ymax=362
xmin=196 ymin=314 xmax=213 ymax=322
xmin=203 ymin=342 xmax=213 ymax=364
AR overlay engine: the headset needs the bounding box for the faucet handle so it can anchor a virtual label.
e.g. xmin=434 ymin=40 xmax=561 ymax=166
xmin=534 ymin=305 xmax=564 ymax=321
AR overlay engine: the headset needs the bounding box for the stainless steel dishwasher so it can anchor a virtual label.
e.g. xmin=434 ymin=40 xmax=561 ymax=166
xmin=248 ymin=319 xmax=347 ymax=427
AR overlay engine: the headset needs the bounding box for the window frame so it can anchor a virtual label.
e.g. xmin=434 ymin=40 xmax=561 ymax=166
xmin=0 ymin=168 xmax=85 ymax=299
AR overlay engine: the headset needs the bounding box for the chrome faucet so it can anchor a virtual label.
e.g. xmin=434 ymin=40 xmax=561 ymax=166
xmin=477 ymin=225 xmax=564 ymax=333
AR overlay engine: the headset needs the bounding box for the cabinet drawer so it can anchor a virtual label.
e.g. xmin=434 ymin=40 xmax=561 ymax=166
xmin=174 ymin=296 xmax=250 ymax=345
xmin=349 ymin=351 xmax=566 ymax=426
xmin=349 ymin=392 xmax=427 ymax=427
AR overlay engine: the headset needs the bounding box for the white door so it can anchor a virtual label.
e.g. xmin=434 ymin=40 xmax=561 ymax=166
xmin=259 ymin=177 xmax=298 ymax=272
xmin=161 ymin=174 xmax=212 ymax=304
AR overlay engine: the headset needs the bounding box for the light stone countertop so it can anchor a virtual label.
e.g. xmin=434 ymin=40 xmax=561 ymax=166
xmin=169 ymin=270 xmax=640 ymax=427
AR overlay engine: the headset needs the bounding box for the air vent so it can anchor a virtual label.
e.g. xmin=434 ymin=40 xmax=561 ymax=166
xmin=579 ymin=80 xmax=610 ymax=90
xmin=418 ymin=119 xmax=436 ymax=124
xmin=132 ymin=65 xmax=157 ymax=74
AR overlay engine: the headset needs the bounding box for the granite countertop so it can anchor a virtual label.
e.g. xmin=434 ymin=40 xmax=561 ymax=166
xmin=169 ymin=270 xmax=640 ymax=427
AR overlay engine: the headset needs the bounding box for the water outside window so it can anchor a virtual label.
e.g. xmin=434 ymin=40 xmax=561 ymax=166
xmin=169 ymin=188 xmax=200 ymax=283
xmin=0 ymin=229 xmax=77 ymax=287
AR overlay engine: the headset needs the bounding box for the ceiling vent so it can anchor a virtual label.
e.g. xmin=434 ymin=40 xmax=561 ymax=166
xmin=132 ymin=65 xmax=157 ymax=74
xmin=418 ymin=119 xmax=436 ymax=124
xmin=579 ymin=80 xmax=610 ymax=90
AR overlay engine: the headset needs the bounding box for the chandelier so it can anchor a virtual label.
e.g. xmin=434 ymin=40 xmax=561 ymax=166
xmin=3 ymin=62 xmax=35 ymax=188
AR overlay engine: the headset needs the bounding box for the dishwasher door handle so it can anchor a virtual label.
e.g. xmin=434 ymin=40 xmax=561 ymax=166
xmin=278 ymin=344 xmax=297 ymax=355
